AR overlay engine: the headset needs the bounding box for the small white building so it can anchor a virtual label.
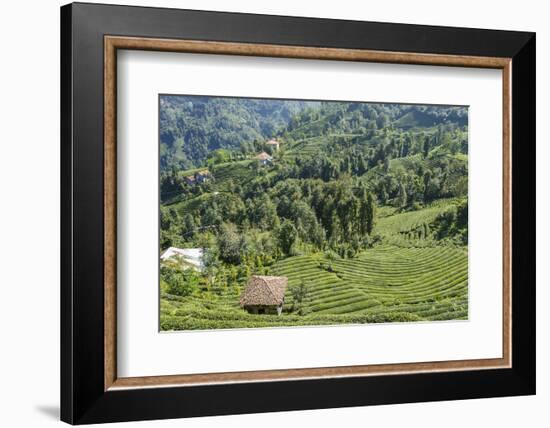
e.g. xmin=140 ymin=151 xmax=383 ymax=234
xmin=160 ymin=247 xmax=204 ymax=271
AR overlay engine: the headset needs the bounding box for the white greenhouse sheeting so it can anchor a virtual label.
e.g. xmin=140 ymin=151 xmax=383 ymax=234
xmin=160 ymin=247 xmax=204 ymax=271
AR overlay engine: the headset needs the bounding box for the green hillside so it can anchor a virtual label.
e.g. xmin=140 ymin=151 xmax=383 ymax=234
xmin=159 ymin=97 xmax=469 ymax=330
xmin=161 ymin=243 xmax=467 ymax=330
xmin=160 ymin=95 xmax=317 ymax=170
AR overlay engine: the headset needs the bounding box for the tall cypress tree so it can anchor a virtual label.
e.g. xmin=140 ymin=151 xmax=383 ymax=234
xmin=366 ymin=192 xmax=376 ymax=234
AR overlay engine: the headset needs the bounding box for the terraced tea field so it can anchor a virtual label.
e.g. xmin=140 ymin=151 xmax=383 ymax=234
xmin=373 ymin=198 xmax=464 ymax=247
xmin=211 ymin=160 xmax=255 ymax=189
xmin=160 ymin=245 xmax=468 ymax=330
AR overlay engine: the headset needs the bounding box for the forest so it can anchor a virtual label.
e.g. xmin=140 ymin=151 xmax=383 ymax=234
xmin=159 ymin=95 xmax=469 ymax=330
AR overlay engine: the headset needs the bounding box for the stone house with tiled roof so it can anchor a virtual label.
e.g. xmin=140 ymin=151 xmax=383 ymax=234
xmin=240 ymin=275 xmax=288 ymax=315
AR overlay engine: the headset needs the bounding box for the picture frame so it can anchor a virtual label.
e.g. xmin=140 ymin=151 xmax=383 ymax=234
xmin=60 ymin=2 xmax=535 ymax=424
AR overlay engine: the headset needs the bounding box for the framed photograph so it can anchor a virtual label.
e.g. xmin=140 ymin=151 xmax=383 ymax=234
xmin=61 ymin=2 xmax=535 ymax=424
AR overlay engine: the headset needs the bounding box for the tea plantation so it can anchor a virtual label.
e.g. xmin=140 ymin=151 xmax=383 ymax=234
xmin=159 ymin=97 xmax=469 ymax=330
xmin=161 ymin=204 xmax=468 ymax=331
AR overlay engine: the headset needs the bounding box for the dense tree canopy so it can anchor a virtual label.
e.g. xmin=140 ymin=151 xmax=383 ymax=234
xmin=160 ymin=97 xmax=468 ymax=296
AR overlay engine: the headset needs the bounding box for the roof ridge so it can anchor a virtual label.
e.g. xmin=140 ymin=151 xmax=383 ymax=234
xmin=259 ymin=276 xmax=279 ymax=302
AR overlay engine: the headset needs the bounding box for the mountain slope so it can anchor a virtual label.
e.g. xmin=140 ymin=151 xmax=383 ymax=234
xmin=160 ymin=95 xmax=317 ymax=169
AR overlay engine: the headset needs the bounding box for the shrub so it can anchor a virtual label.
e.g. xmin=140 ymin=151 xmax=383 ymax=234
xmin=161 ymin=265 xmax=199 ymax=297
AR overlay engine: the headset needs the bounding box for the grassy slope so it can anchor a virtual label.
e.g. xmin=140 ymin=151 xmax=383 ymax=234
xmin=160 ymin=128 xmax=468 ymax=330
xmin=161 ymin=243 xmax=467 ymax=330
xmin=375 ymin=199 xmax=462 ymax=247
xmin=161 ymin=199 xmax=468 ymax=330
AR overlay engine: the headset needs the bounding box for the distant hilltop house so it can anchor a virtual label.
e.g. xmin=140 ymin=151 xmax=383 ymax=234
xmin=240 ymin=275 xmax=288 ymax=315
xmin=185 ymin=170 xmax=210 ymax=185
xmin=255 ymin=151 xmax=273 ymax=165
xmin=160 ymin=247 xmax=204 ymax=272
xmin=265 ymin=138 xmax=280 ymax=151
